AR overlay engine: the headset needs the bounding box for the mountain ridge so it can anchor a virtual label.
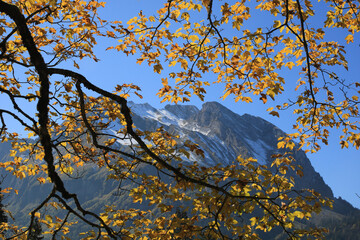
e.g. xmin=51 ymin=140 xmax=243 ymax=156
xmin=130 ymin=101 xmax=334 ymax=195
xmin=1 ymin=101 xmax=359 ymax=239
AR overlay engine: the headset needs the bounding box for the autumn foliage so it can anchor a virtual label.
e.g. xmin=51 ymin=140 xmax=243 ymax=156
xmin=0 ymin=0 xmax=358 ymax=239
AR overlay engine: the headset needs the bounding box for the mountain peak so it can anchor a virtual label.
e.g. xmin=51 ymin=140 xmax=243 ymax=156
xmin=201 ymin=101 xmax=232 ymax=113
xmin=164 ymin=104 xmax=199 ymax=120
xmin=202 ymin=101 xmax=223 ymax=108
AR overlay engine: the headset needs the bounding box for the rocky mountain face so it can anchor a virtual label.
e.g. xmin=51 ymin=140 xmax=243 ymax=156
xmin=128 ymin=101 xmax=360 ymax=237
xmin=131 ymin=102 xmax=334 ymax=197
xmin=1 ymin=101 xmax=360 ymax=239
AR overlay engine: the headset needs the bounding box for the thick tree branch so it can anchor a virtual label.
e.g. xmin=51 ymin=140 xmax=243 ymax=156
xmin=47 ymin=67 xmax=277 ymax=201
xmin=0 ymin=0 xmax=71 ymax=199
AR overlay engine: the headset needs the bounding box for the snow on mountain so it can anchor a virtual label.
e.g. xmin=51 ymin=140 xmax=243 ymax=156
xmin=2 ymin=101 xmax=359 ymax=239
xmin=124 ymin=101 xmax=275 ymax=166
xmin=110 ymin=131 xmax=133 ymax=146
xmin=128 ymin=101 xmax=212 ymax=136
xmin=122 ymin=102 xmax=338 ymax=202
xmin=128 ymin=102 xmax=180 ymax=126
xmin=243 ymin=138 xmax=272 ymax=165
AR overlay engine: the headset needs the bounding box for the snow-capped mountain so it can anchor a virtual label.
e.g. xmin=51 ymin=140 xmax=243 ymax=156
xmin=1 ymin=101 xmax=360 ymax=239
xmin=129 ymin=101 xmax=276 ymax=166
xmin=127 ymin=102 xmax=360 ymax=238
xmin=126 ymin=102 xmax=332 ymax=196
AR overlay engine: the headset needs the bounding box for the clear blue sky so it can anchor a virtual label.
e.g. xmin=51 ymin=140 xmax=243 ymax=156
xmin=72 ymin=0 xmax=360 ymax=208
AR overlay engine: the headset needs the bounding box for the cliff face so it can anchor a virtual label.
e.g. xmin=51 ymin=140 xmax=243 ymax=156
xmin=1 ymin=101 xmax=359 ymax=239
xmin=129 ymin=101 xmax=360 ymax=238
xmin=130 ymin=101 xmax=334 ymax=197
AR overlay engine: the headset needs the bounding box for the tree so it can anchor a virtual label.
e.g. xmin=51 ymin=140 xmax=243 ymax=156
xmin=0 ymin=187 xmax=7 ymax=238
xmin=27 ymin=217 xmax=43 ymax=240
xmin=0 ymin=0 xmax=357 ymax=239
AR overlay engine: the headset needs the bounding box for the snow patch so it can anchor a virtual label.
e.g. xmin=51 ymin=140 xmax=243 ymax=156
xmin=110 ymin=130 xmax=133 ymax=146
xmin=130 ymin=103 xmax=181 ymax=127
xmin=127 ymin=102 xmax=272 ymax=167
xmin=131 ymin=103 xmax=212 ymax=136
xmin=243 ymin=138 xmax=272 ymax=165
xmin=179 ymin=122 xmax=211 ymax=136
xmin=129 ymin=103 xmax=156 ymax=118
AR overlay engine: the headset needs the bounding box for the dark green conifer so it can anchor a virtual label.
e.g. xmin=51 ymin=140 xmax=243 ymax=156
xmin=0 ymin=186 xmax=7 ymax=239
xmin=28 ymin=217 xmax=44 ymax=240
xmin=0 ymin=187 xmax=7 ymax=224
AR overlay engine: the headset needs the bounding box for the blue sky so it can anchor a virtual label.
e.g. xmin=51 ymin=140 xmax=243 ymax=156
xmin=70 ymin=0 xmax=360 ymax=208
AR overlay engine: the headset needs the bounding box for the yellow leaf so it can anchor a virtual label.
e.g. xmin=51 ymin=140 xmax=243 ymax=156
xmin=73 ymin=61 xmax=79 ymax=69
xmin=277 ymin=141 xmax=286 ymax=149
xmin=169 ymin=60 xmax=177 ymax=67
xmin=340 ymin=140 xmax=349 ymax=148
xmin=345 ymin=34 xmax=354 ymax=44
xmin=153 ymin=64 xmax=163 ymax=73
xmin=286 ymin=141 xmax=295 ymax=150
xmin=285 ymin=62 xmax=295 ymax=70
xmin=188 ymin=34 xmax=199 ymax=42
xmin=37 ymin=177 xmax=46 ymax=184
xmin=250 ymin=217 xmax=258 ymax=226
xmin=45 ymin=215 xmax=52 ymax=223
xmin=269 ymin=111 xmax=279 ymax=117
xmin=273 ymin=20 xmax=281 ymax=28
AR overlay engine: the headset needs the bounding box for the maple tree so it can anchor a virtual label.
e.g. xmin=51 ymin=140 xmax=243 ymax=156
xmin=0 ymin=0 xmax=358 ymax=239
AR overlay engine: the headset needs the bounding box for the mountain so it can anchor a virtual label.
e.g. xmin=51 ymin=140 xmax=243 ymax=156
xmin=128 ymin=102 xmax=333 ymax=196
xmin=1 ymin=101 xmax=360 ymax=239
